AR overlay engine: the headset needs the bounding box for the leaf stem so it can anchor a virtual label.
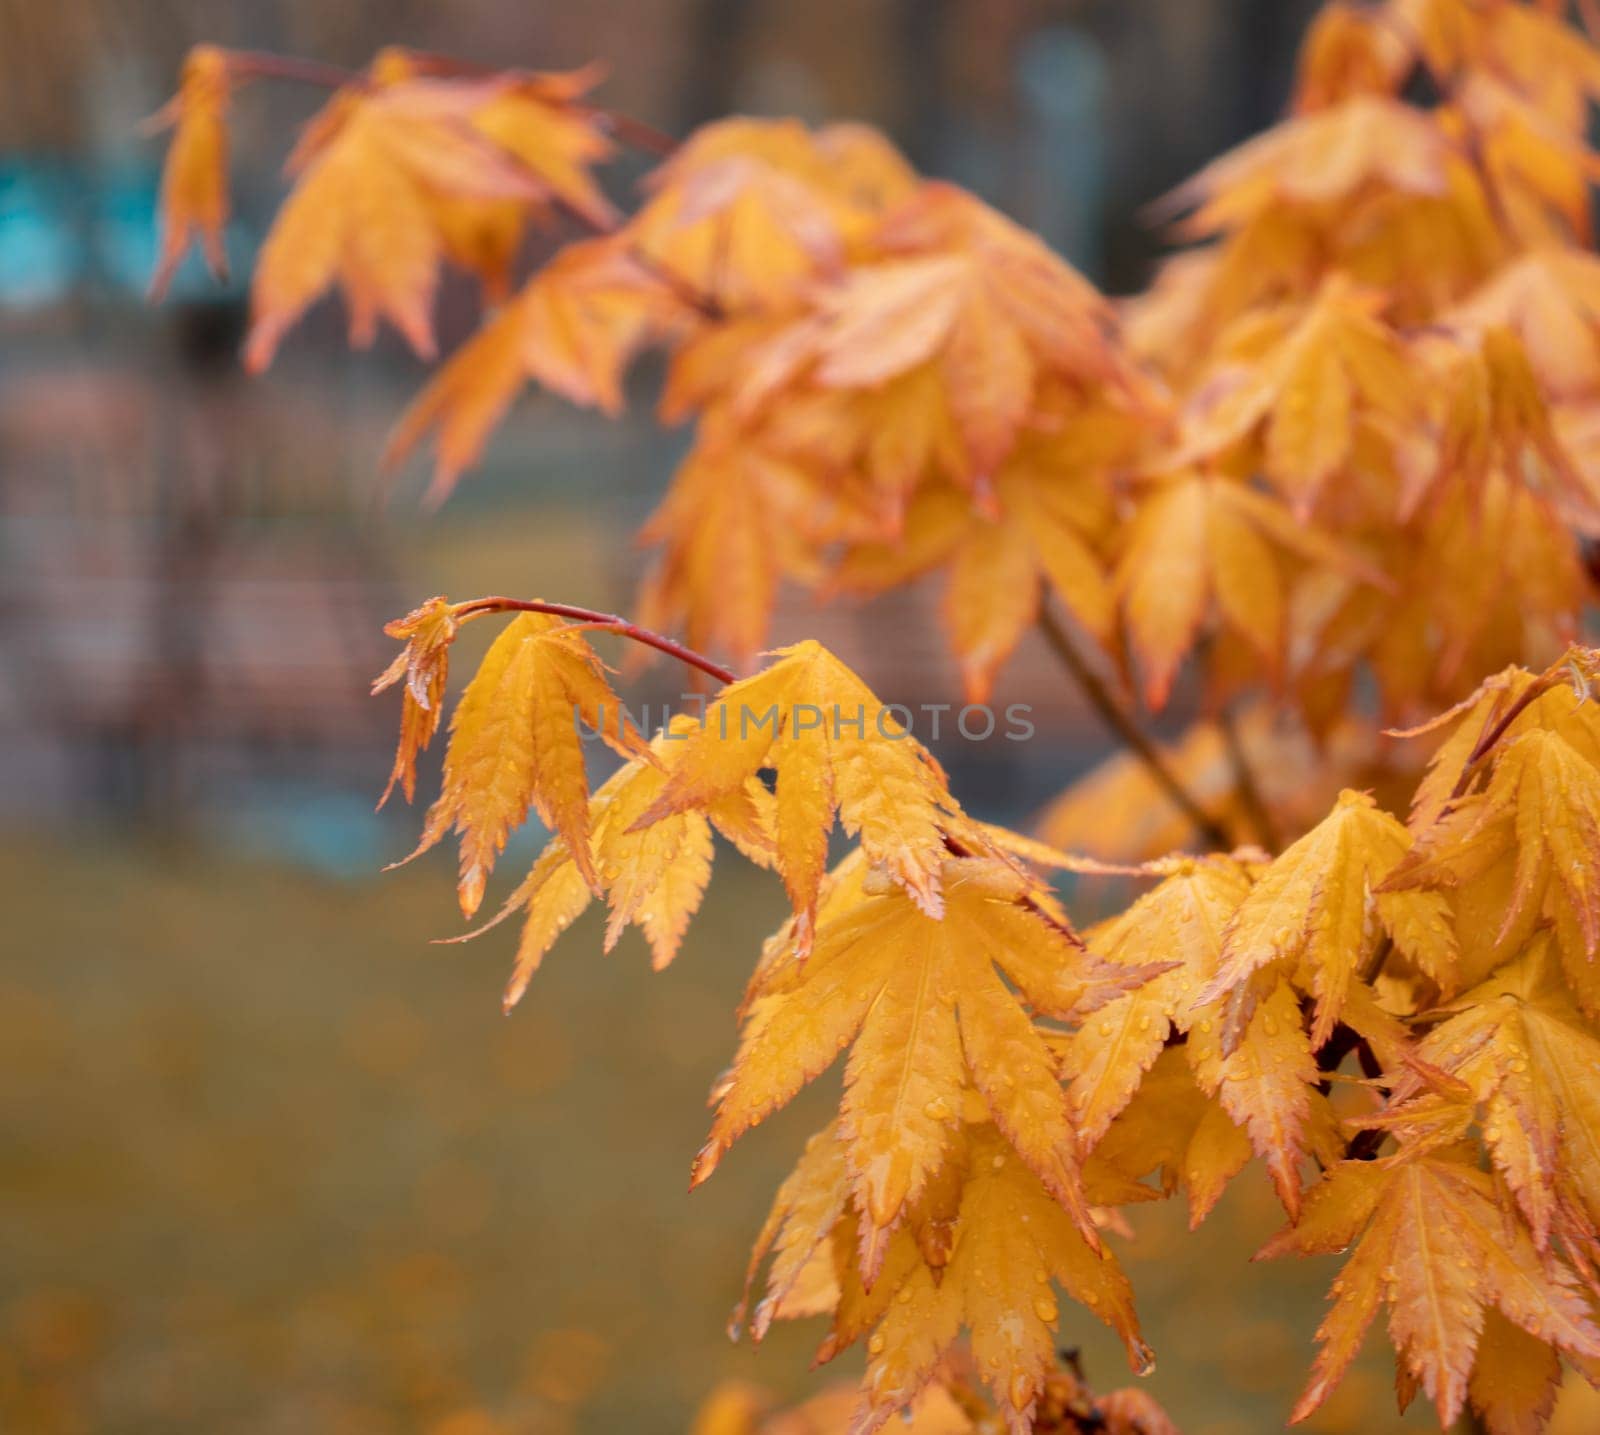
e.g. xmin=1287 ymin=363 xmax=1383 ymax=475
xmin=1035 ymin=603 xmax=1233 ymax=851
xmin=1446 ymin=671 xmax=1557 ymax=801
xmin=453 ymin=596 xmax=736 ymax=686
xmin=591 ymin=108 xmax=680 ymax=157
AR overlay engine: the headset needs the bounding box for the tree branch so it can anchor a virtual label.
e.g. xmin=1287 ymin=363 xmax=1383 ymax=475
xmin=224 ymin=51 xmax=357 ymax=88
xmin=1447 ymin=672 xmax=1557 ymax=802
xmin=592 ymin=108 xmax=680 ymax=157
xmin=1036 ymin=602 xmax=1233 ymax=850
xmin=1219 ymin=704 xmax=1280 ymax=852
xmin=454 ymin=596 xmax=737 ymax=686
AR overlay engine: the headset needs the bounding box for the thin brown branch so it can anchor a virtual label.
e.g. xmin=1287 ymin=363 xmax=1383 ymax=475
xmin=1036 ymin=602 xmax=1233 ymax=851
xmin=1219 ymin=704 xmax=1280 ymax=852
xmin=453 ymin=596 xmax=737 ymax=686
xmin=224 ymin=51 xmax=357 ymax=89
xmin=1357 ymin=935 xmax=1395 ymax=986
xmin=1447 ymin=671 xmax=1558 ymax=802
xmin=591 ymin=108 xmax=680 ymax=157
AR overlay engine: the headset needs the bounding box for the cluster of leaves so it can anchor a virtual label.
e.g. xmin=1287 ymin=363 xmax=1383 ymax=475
xmin=689 ymin=1354 xmax=1176 ymax=1435
xmin=149 ymin=2 xmax=1600 ymax=1432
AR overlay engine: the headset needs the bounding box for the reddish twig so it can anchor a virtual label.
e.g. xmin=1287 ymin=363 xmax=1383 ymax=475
xmin=454 ymin=596 xmax=736 ymax=686
xmin=591 ymin=108 xmax=680 ymax=157
xmin=1446 ymin=673 xmax=1557 ymax=801
xmin=224 ymin=51 xmax=357 ymax=88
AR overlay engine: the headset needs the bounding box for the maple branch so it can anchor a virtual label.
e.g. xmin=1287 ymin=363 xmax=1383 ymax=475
xmin=625 ymin=246 xmax=727 ymax=320
xmin=1035 ymin=603 xmax=1233 ymax=851
xmin=453 ymin=596 xmax=736 ymax=686
xmin=1446 ymin=672 xmax=1558 ymax=802
xmin=224 ymin=51 xmax=357 ymax=88
xmin=1219 ymin=705 xmax=1280 ymax=852
xmin=591 ymin=108 xmax=679 ymax=157
xmin=1357 ymin=935 xmax=1395 ymax=986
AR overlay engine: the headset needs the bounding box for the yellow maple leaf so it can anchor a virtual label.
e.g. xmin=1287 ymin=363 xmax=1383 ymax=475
xmin=633 ymin=640 xmax=967 ymax=933
xmin=1083 ymin=1046 xmax=1253 ymax=1228
xmin=1389 ymin=715 xmax=1600 ymax=1004
xmin=732 ymin=184 xmax=1136 ymax=496
xmin=1290 ymin=3 xmax=1411 ymax=113
xmin=1162 ymin=94 xmax=1454 ymax=234
xmin=1187 ymin=973 xmax=1327 ymax=1218
xmin=400 ymin=611 xmax=642 ymax=919
xmin=633 ymin=415 xmax=877 ymax=671
xmin=244 ymin=70 xmax=555 ymax=370
xmin=458 ymin=715 xmax=776 ymax=1009
xmin=147 ymin=45 xmax=232 ymax=299
xmin=1385 ymin=938 xmax=1600 ymax=1252
xmin=466 ymin=63 xmax=619 ymax=232
xmin=740 ymin=1119 xmax=1150 ymax=1435
xmin=1117 ymin=472 xmax=1382 ymax=710
xmin=833 ymin=405 xmax=1134 ymax=702
xmin=1200 ymin=790 xmax=1455 ymax=1048
xmin=371 ymin=594 xmax=462 ymax=804
xmin=1448 ymin=248 xmax=1600 ymax=403
xmin=694 ymin=857 xmax=1131 ymax=1281
xmin=1260 ymin=1147 xmax=1600 ymax=1427
xmin=1059 ymin=856 xmax=1253 ymax=1148
xmin=1168 ymin=278 xmax=1416 ymax=519
xmin=627 ymin=118 xmax=914 ymax=313
xmin=846 ymin=1123 xmax=1149 ymax=1434
xmin=384 ymin=236 xmax=684 ymax=503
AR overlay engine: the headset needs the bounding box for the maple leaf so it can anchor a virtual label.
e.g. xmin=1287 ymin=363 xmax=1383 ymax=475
xmin=694 ymin=857 xmax=1128 ymax=1280
xmin=147 ymin=45 xmax=232 ymax=299
xmin=1058 ymin=855 xmax=1253 ymax=1148
xmin=732 ymin=184 xmax=1136 ymax=496
xmin=1187 ymin=973 xmax=1326 ymax=1218
xmin=1457 ymin=71 xmax=1598 ymax=248
xmin=1400 ymin=324 xmax=1597 ymax=530
xmin=1403 ymin=661 xmax=1600 ymax=830
xmin=1083 ymin=1046 xmax=1253 ymax=1228
xmin=1388 ymin=711 xmax=1600 ymax=1004
xmin=633 ymin=414 xmax=880 ymax=671
xmin=464 ymin=63 xmax=619 ymax=232
xmin=1400 ymin=0 xmax=1600 ymax=138
xmin=371 ymin=594 xmax=462 ymax=804
xmin=1160 ymin=95 xmax=1454 ymax=235
xmin=1447 ymin=249 xmax=1600 ymax=403
xmin=833 ymin=402 xmax=1137 ymax=702
xmin=741 ymin=1119 xmax=1150 ymax=1435
xmin=1290 ymin=4 xmax=1411 ymax=113
xmin=398 ymin=611 xmax=642 ymax=919
xmin=1358 ymin=472 xmax=1588 ymax=728
xmin=244 ymin=67 xmax=562 ymax=370
xmin=1116 ymin=471 xmax=1383 ymax=709
xmin=627 ymin=118 xmax=915 ymax=313
xmin=843 ymin=1123 xmax=1150 ymax=1435
xmin=1384 ymin=939 xmax=1600 ymax=1252
xmin=462 ymin=715 xmax=776 ymax=1010
xmin=1199 ymin=790 xmax=1455 ymax=1048
xmin=1167 ymin=277 xmax=1416 ymax=519
xmin=1260 ymin=1147 xmax=1600 ymax=1427
xmin=384 ymin=236 xmax=684 ymax=503
xmin=632 ymin=639 xmax=967 ymax=934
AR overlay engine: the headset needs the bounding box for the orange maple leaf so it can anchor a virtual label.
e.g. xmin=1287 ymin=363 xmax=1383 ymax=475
xmin=147 ymin=45 xmax=232 ymax=299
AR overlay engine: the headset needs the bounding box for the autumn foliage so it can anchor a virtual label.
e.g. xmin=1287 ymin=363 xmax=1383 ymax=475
xmin=150 ymin=3 xmax=1600 ymax=1430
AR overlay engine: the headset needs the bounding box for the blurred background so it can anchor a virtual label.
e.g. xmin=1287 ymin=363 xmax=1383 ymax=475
xmin=6 ymin=2 xmax=1596 ymax=1432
